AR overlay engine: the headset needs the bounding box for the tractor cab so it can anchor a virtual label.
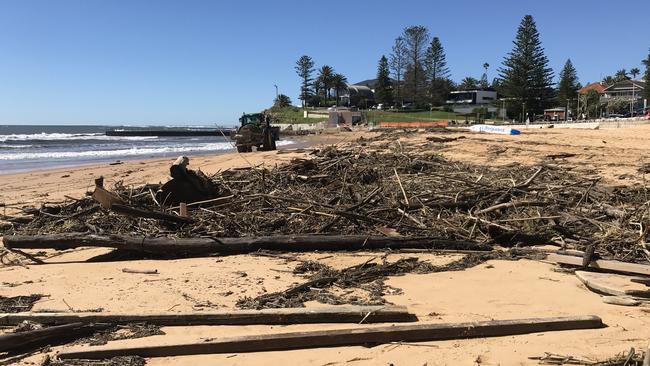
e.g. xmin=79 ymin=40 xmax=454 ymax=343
xmin=239 ymin=113 xmax=265 ymax=126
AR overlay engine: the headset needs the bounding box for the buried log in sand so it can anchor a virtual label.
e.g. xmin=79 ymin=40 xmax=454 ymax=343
xmin=1 ymin=233 xmax=491 ymax=256
xmin=0 ymin=305 xmax=417 ymax=326
xmin=58 ymin=315 xmax=605 ymax=359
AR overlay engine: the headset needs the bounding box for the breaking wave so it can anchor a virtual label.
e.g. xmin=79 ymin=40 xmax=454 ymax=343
xmin=0 ymin=144 xmax=33 ymax=149
xmin=0 ymin=133 xmax=158 ymax=142
xmin=0 ymin=140 xmax=294 ymax=160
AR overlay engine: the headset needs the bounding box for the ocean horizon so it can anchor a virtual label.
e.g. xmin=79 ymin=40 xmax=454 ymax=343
xmin=0 ymin=125 xmax=293 ymax=174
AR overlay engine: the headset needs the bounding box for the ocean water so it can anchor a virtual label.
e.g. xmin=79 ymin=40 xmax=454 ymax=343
xmin=0 ymin=125 xmax=293 ymax=174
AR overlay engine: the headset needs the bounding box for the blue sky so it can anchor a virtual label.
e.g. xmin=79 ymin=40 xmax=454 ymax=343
xmin=0 ymin=0 xmax=648 ymax=125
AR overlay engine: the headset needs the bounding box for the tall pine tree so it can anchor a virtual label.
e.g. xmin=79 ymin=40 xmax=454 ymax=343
xmin=498 ymin=15 xmax=554 ymax=120
xmin=557 ymin=59 xmax=579 ymax=113
xmin=424 ymin=37 xmax=451 ymax=106
xmin=375 ymin=55 xmax=393 ymax=106
xmin=402 ymin=26 xmax=430 ymax=107
xmin=389 ymin=37 xmax=407 ymax=107
xmin=295 ymin=55 xmax=315 ymax=107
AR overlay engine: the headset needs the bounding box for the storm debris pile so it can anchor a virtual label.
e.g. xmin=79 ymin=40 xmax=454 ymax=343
xmin=73 ymin=323 xmax=165 ymax=346
xmin=46 ymin=356 xmax=146 ymax=366
xmin=4 ymin=136 xmax=649 ymax=263
xmin=0 ymin=295 xmax=42 ymax=313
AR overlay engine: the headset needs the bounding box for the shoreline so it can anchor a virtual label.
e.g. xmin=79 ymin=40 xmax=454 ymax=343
xmin=0 ymin=150 xmax=307 ymax=214
xmin=0 ymin=137 xmax=307 ymax=175
xmin=0 ymin=132 xmax=361 ymax=213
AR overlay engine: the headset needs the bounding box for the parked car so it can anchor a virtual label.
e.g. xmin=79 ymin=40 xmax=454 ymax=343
xmin=606 ymin=113 xmax=625 ymax=119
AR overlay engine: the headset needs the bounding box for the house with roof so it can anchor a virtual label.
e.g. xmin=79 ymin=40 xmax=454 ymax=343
xmin=446 ymin=88 xmax=498 ymax=115
xmin=602 ymin=79 xmax=646 ymax=99
xmin=543 ymin=107 xmax=567 ymax=121
xmin=601 ymin=79 xmax=647 ymax=115
xmin=578 ymin=82 xmax=606 ymax=95
xmin=577 ymin=80 xmax=647 ymax=117
xmin=339 ymin=82 xmax=376 ymax=107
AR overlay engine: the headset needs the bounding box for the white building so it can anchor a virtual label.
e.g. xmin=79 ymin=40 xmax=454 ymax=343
xmin=446 ymin=89 xmax=498 ymax=114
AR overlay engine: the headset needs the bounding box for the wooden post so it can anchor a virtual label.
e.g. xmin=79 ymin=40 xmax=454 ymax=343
xmin=179 ymin=203 xmax=188 ymax=217
xmin=58 ymin=316 xmax=604 ymax=359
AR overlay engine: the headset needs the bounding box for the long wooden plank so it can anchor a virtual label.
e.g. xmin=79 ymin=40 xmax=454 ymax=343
xmin=59 ymin=315 xmax=603 ymax=359
xmin=0 ymin=306 xmax=416 ymax=326
xmin=548 ymin=253 xmax=650 ymax=276
xmin=2 ymin=233 xmax=490 ymax=255
xmin=575 ymin=271 xmax=650 ymax=298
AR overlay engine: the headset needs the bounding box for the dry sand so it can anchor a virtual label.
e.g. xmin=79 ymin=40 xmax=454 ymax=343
xmin=2 ymin=126 xmax=650 ymax=365
xmin=433 ymin=124 xmax=650 ymax=185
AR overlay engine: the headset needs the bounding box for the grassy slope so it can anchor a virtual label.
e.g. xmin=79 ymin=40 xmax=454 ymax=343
xmin=269 ymin=107 xmax=459 ymax=125
xmin=366 ymin=110 xmax=458 ymax=124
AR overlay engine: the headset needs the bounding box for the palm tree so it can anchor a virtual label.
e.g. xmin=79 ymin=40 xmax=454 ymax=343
xmin=459 ymin=77 xmax=479 ymax=90
xmin=317 ymin=65 xmax=335 ymax=101
xmin=630 ymin=67 xmax=640 ymax=80
xmin=332 ymin=73 xmax=348 ymax=105
xmin=313 ymin=78 xmax=324 ymax=104
xmin=614 ymin=69 xmax=629 ymax=82
xmin=274 ymin=94 xmax=292 ymax=108
xmin=602 ymin=76 xmax=615 ymax=86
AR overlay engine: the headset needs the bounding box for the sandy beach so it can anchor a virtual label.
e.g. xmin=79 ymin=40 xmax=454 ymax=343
xmin=3 ymin=125 xmax=650 ymax=213
xmin=2 ymin=126 xmax=650 ymax=365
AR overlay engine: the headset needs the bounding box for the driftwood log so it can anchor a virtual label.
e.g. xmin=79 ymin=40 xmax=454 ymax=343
xmin=2 ymin=233 xmax=491 ymax=256
xmin=0 ymin=305 xmax=416 ymax=327
xmin=58 ymin=315 xmax=604 ymax=359
xmin=0 ymin=322 xmax=110 ymax=353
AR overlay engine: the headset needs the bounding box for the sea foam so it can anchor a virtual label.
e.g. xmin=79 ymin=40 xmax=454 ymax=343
xmin=0 ymin=140 xmax=294 ymax=160
xmin=0 ymin=133 xmax=158 ymax=142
